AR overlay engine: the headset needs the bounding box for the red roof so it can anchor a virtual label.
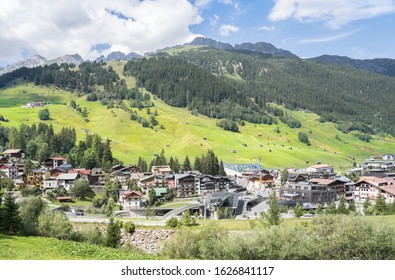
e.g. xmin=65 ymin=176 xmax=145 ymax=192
xmin=121 ymin=191 xmax=142 ymax=199
xmin=70 ymin=169 xmax=92 ymax=175
xmin=50 ymin=157 xmax=66 ymax=161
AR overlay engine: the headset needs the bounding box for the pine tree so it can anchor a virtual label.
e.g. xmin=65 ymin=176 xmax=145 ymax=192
xmin=375 ymin=194 xmax=387 ymax=214
xmin=337 ymin=196 xmax=349 ymax=215
xmin=294 ymin=202 xmax=304 ymax=218
xmin=348 ymin=200 xmax=356 ymax=212
xmin=148 ymin=188 xmax=157 ymax=206
xmin=194 ymin=157 xmax=201 ymax=172
xmin=2 ymin=191 xmax=21 ymax=233
xmin=105 ymin=217 xmax=121 ymax=248
xmin=260 ymin=191 xmax=281 ymax=226
xmin=106 ymin=197 xmax=115 ymax=217
xmin=326 ymin=199 xmax=337 ymax=215
xmin=183 ymin=156 xmax=192 ymax=171
xmin=173 ymin=157 xmax=180 ymax=173
xmin=219 ymin=160 xmax=226 ymax=176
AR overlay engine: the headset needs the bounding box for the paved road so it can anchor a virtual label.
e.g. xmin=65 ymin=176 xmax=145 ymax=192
xmin=68 ymin=215 xmax=166 ymax=226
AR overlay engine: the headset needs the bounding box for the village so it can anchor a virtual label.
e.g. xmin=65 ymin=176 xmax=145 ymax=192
xmin=1 ymin=148 xmax=395 ymax=221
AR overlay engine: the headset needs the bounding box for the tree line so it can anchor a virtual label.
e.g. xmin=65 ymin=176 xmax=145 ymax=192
xmin=0 ymin=123 xmax=115 ymax=170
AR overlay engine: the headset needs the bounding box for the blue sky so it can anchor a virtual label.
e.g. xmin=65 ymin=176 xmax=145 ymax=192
xmin=191 ymin=0 xmax=395 ymax=59
xmin=1 ymin=0 xmax=395 ymax=66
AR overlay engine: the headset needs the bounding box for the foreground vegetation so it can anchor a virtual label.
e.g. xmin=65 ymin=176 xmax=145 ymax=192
xmin=0 ymin=234 xmax=155 ymax=260
xmin=162 ymin=215 xmax=395 ymax=260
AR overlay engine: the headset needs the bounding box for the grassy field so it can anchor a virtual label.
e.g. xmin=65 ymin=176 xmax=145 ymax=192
xmin=0 ymin=234 xmax=156 ymax=260
xmin=1 ymin=79 xmax=395 ymax=171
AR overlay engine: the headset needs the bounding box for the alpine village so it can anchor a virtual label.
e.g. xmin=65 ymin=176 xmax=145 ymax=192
xmin=1 ymin=37 xmax=395 ymax=260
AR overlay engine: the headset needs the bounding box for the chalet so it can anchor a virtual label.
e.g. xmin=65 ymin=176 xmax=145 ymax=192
xmin=111 ymin=166 xmax=140 ymax=186
xmin=3 ymin=149 xmax=25 ymax=159
xmin=70 ymin=169 xmax=91 ymax=182
xmin=0 ymin=164 xmax=18 ymax=179
xmin=280 ymin=180 xmax=337 ymax=207
xmin=151 ymin=165 xmax=173 ymax=175
xmin=354 ymin=177 xmax=395 ymax=204
xmin=57 ymin=173 xmax=80 ymax=191
xmin=195 ymin=175 xmax=236 ymax=195
xmin=49 ymin=167 xmax=67 ymax=178
xmin=287 ymin=173 xmax=308 ymax=183
xmin=308 ymin=178 xmax=347 ymax=197
xmin=172 ymin=174 xmax=196 ymax=197
xmin=43 ymin=157 xmax=66 ymax=169
xmin=90 ymin=168 xmax=106 ymax=186
xmin=247 ymin=172 xmax=274 ymax=193
xmin=306 ymin=164 xmax=334 ymax=175
xmin=138 ymin=174 xmax=156 ymax=192
xmin=119 ymin=190 xmax=143 ymax=209
xmin=42 ymin=179 xmax=60 ymax=191
xmin=26 ymin=168 xmax=48 ymax=187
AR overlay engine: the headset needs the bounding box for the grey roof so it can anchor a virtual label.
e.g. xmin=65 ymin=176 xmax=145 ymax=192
xmin=58 ymin=173 xmax=79 ymax=180
xmin=175 ymin=174 xmax=195 ymax=180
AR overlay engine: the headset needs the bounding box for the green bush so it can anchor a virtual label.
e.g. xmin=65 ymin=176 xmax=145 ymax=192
xmin=37 ymin=210 xmax=73 ymax=240
xmin=161 ymin=216 xmax=395 ymax=260
xmin=38 ymin=108 xmax=50 ymax=120
xmin=123 ymin=222 xmax=136 ymax=234
xmin=75 ymin=225 xmax=104 ymax=245
xmin=165 ymin=217 xmax=179 ymax=228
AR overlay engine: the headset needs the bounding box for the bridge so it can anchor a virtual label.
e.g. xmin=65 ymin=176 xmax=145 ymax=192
xmin=162 ymin=203 xmax=204 ymax=220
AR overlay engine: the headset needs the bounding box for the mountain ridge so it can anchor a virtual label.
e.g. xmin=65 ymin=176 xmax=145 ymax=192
xmin=309 ymin=55 xmax=395 ymax=77
xmin=95 ymin=51 xmax=142 ymax=62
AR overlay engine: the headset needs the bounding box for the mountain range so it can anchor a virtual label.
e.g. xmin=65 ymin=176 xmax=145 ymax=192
xmin=1 ymin=37 xmax=395 ymax=78
xmin=0 ymin=54 xmax=84 ymax=76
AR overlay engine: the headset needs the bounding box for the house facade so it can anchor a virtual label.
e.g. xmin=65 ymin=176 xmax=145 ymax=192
xmin=57 ymin=173 xmax=80 ymax=191
xmin=0 ymin=164 xmax=18 ymax=179
xmin=173 ymin=174 xmax=197 ymax=197
xmin=354 ymin=177 xmax=395 ymax=203
xmin=119 ymin=190 xmax=143 ymax=209
xmin=195 ymin=175 xmax=237 ymax=195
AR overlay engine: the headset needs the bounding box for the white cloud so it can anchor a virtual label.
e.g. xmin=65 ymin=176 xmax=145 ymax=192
xmin=195 ymin=0 xmax=213 ymax=7
xmin=299 ymin=31 xmax=358 ymax=43
xmin=258 ymin=25 xmax=276 ymax=31
xmin=219 ymin=0 xmax=234 ymax=4
xmin=219 ymin=24 xmax=239 ymax=36
xmin=268 ymin=0 xmax=395 ymax=29
xmin=0 ymin=0 xmax=203 ymax=64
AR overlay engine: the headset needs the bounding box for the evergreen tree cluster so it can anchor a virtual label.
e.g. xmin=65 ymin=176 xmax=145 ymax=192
xmin=216 ymin=119 xmax=239 ymax=132
xmin=169 ymin=48 xmax=395 ymax=136
xmin=124 ymin=57 xmax=275 ymax=125
xmin=0 ymin=123 xmax=114 ymax=169
xmin=0 ymin=123 xmax=76 ymax=162
xmin=193 ymin=150 xmax=226 ymax=176
xmin=67 ymin=134 xmax=114 ymax=170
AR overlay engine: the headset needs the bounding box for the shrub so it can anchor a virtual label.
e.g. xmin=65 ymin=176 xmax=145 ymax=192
xmin=298 ymin=131 xmax=311 ymax=146
xmin=37 ymin=210 xmax=73 ymax=240
xmin=165 ymin=217 xmax=179 ymax=228
xmin=38 ymin=108 xmax=50 ymax=120
xmin=123 ymin=221 xmax=136 ymax=234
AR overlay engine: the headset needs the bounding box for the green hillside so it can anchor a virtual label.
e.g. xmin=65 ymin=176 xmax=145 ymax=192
xmin=1 ymin=81 xmax=394 ymax=171
xmin=0 ymin=234 xmax=153 ymax=260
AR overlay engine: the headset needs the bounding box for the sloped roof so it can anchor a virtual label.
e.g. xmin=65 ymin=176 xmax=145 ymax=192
xmin=57 ymin=173 xmax=80 ymax=180
xmin=121 ymin=190 xmax=142 ymax=199
xmin=3 ymin=149 xmax=23 ymax=154
xmin=310 ymin=164 xmax=333 ymax=169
